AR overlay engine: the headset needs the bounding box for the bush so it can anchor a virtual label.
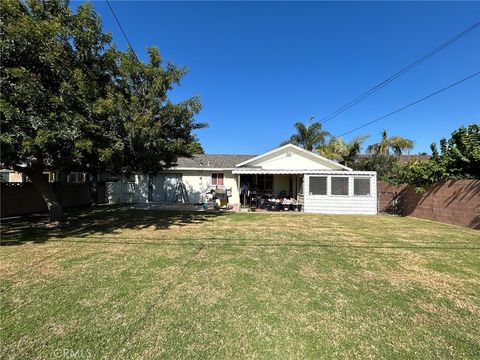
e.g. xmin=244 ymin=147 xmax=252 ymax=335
xmin=388 ymin=124 xmax=480 ymax=188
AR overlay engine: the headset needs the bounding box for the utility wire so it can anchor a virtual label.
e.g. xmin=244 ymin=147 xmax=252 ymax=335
xmin=105 ymin=0 xmax=139 ymax=60
xmin=106 ymin=0 xmax=156 ymax=121
xmin=335 ymin=71 xmax=480 ymax=138
xmin=319 ymin=21 xmax=480 ymax=125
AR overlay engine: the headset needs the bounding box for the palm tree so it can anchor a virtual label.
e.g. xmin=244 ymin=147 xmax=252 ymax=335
xmin=366 ymin=129 xmax=414 ymax=155
xmin=280 ymin=116 xmax=330 ymax=151
xmin=317 ymin=135 xmax=369 ymax=167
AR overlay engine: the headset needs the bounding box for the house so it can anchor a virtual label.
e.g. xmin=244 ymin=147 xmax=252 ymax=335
xmin=108 ymin=144 xmax=377 ymax=214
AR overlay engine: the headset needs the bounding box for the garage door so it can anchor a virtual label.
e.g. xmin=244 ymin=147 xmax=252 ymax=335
xmin=150 ymin=174 xmax=183 ymax=202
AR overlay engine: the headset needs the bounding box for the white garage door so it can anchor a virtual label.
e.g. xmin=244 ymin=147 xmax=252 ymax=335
xmin=150 ymin=174 xmax=183 ymax=202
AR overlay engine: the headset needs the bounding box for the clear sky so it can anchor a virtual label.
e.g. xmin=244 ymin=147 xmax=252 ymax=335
xmin=71 ymin=1 xmax=480 ymax=155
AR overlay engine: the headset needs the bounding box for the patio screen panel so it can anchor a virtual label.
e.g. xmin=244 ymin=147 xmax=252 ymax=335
xmin=354 ymin=178 xmax=370 ymax=196
xmin=309 ymin=176 xmax=327 ymax=195
xmin=331 ymin=177 xmax=349 ymax=196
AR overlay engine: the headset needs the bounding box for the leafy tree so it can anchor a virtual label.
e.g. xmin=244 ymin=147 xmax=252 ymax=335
xmin=391 ymin=124 xmax=480 ymax=187
xmin=0 ymin=0 xmax=205 ymax=221
xmin=351 ymin=153 xmax=399 ymax=179
xmin=317 ymin=135 xmax=369 ymax=167
xmin=280 ymin=116 xmax=330 ymax=151
xmin=366 ymin=129 xmax=414 ymax=155
xmin=97 ymin=47 xmax=206 ymax=176
xmin=0 ymin=0 xmax=106 ymax=221
xmin=189 ymin=140 xmax=205 ymax=154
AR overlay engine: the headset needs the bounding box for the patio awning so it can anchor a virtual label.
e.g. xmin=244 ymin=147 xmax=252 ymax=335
xmin=232 ymin=168 xmax=376 ymax=175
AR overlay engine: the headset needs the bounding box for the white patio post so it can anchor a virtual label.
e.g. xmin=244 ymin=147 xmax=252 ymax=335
xmin=237 ymin=174 xmax=243 ymax=209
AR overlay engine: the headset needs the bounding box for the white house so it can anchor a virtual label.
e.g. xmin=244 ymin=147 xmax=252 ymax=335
xmin=107 ymin=144 xmax=377 ymax=215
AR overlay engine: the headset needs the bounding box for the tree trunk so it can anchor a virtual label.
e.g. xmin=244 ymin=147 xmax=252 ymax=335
xmin=29 ymin=165 xmax=66 ymax=223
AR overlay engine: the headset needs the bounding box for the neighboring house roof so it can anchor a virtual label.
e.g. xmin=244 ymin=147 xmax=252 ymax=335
xmin=356 ymin=154 xmax=430 ymax=163
xmin=397 ymin=154 xmax=430 ymax=163
xmin=174 ymin=154 xmax=257 ymax=169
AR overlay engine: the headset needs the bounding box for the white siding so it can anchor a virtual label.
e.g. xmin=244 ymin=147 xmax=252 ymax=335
xmin=157 ymin=170 xmax=240 ymax=205
xmin=304 ymin=174 xmax=377 ymax=215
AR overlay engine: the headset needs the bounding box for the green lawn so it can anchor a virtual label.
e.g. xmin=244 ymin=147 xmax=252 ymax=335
xmin=1 ymin=207 xmax=479 ymax=359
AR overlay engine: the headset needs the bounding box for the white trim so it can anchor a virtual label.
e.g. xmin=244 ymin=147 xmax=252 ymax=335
xmin=232 ymin=168 xmax=375 ymax=175
xmin=234 ymin=144 xmax=352 ymax=171
xmin=165 ymin=167 xmax=233 ymax=171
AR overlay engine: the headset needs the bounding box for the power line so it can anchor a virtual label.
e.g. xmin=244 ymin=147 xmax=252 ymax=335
xmin=335 ymin=71 xmax=480 ymax=138
xmin=319 ymin=20 xmax=480 ymax=125
xmin=105 ymin=0 xmax=139 ymax=60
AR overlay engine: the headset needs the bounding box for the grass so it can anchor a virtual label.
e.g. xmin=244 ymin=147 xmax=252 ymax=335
xmin=1 ymin=206 xmax=479 ymax=359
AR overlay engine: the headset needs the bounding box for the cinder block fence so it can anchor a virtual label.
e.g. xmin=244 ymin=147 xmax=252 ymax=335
xmin=377 ymin=180 xmax=479 ymax=229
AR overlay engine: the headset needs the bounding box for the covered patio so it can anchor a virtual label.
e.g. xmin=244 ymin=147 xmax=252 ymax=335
xmin=232 ymin=168 xmax=377 ymax=214
xmin=232 ymin=168 xmax=306 ymax=211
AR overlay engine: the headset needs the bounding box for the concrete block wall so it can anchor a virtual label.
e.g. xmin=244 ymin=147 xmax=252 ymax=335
xmin=377 ymin=180 xmax=479 ymax=229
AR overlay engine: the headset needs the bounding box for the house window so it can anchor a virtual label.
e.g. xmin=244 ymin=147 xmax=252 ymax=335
xmin=354 ymin=178 xmax=370 ymax=196
xmin=331 ymin=177 xmax=349 ymax=196
xmin=309 ymin=176 xmax=327 ymax=195
xmin=211 ymin=173 xmax=224 ymax=186
xmin=257 ymin=174 xmax=273 ymax=192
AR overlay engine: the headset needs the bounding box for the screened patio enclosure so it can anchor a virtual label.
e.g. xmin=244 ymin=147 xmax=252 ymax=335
xmin=232 ymin=169 xmax=377 ymax=214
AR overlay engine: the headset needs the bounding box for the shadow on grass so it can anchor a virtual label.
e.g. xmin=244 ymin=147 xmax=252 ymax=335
xmin=0 ymin=205 xmax=228 ymax=246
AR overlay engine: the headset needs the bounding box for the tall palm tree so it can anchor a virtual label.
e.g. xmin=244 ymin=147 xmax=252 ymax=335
xmin=366 ymin=129 xmax=414 ymax=155
xmin=317 ymin=135 xmax=369 ymax=167
xmin=280 ymin=116 xmax=330 ymax=151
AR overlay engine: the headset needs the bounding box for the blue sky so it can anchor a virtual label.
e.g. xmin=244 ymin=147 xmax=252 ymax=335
xmin=71 ymin=1 xmax=480 ymax=155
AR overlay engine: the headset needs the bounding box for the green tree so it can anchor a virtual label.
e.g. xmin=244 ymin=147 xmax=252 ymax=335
xmin=352 ymin=153 xmax=399 ymax=179
xmin=317 ymin=135 xmax=369 ymax=167
xmin=280 ymin=116 xmax=330 ymax=151
xmin=0 ymin=0 xmax=205 ymax=221
xmin=0 ymin=0 xmax=106 ymax=221
xmin=102 ymin=47 xmax=206 ymax=176
xmin=391 ymin=124 xmax=480 ymax=187
xmin=366 ymin=129 xmax=414 ymax=155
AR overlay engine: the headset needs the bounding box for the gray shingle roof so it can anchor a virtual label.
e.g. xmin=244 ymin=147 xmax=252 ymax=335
xmin=174 ymin=154 xmax=257 ymax=169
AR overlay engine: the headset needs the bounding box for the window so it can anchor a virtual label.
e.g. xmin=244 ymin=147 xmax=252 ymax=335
xmin=309 ymin=176 xmax=327 ymax=195
xmin=354 ymin=178 xmax=370 ymax=196
xmin=331 ymin=177 xmax=349 ymax=195
xmin=211 ymin=173 xmax=224 ymax=186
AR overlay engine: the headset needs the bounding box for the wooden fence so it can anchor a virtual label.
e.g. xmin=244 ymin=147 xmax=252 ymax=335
xmin=1 ymin=183 xmax=106 ymax=218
